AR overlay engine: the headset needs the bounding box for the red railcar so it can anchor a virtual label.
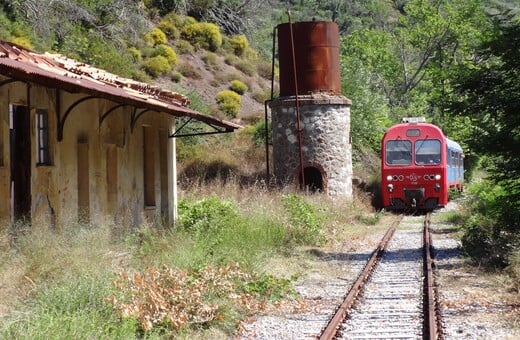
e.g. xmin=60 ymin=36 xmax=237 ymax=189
xmin=381 ymin=118 xmax=464 ymax=211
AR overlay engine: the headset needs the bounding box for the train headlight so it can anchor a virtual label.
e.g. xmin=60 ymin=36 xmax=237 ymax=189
xmin=435 ymin=174 xmax=441 ymax=180
xmin=387 ymin=175 xmax=393 ymax=181
xmin=387 ymin=184 xmax=394 ymax=192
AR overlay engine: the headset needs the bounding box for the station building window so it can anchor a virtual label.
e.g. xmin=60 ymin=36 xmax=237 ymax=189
xmin=36 ymin=109 xmax=51 ymax=165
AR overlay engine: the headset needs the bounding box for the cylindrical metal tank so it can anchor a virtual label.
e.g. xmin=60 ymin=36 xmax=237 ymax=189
xmin=277 ymin=21 xmax=341 ymax=96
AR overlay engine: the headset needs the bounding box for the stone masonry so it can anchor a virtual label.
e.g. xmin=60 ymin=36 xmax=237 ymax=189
xmin=270 ymin=94 xmax=353 ymax=197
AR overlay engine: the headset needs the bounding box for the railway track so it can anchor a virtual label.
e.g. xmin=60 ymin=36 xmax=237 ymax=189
xmin=319 ymin=213 xmax=442 ymax=340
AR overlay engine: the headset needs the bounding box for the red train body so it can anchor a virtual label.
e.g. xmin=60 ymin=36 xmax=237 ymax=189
xmin=381 ymin=118 xmax=464 ymax=211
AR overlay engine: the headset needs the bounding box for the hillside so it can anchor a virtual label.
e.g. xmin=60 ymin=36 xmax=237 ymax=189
xmin=167 ymin=49 xmax=271 ymax=123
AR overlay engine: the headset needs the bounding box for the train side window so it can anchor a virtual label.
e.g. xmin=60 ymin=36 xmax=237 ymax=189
xmin=385 ymin=140 xmax=412 ymax=166
xmin=415 ymin=139 xmax=441 ymax=165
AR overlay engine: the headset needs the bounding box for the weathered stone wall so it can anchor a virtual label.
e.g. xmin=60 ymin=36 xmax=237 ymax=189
xmin=270 ymin=94 xmax=353 ymax=197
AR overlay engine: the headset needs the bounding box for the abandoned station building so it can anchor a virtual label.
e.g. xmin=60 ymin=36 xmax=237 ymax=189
xmin=0 ymin=41 xmax=239 ymax=230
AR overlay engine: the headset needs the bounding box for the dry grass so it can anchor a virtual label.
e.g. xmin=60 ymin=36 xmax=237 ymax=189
xmin=0 ymin=129 xmax=390 ymax=337
xmin=0 ymin=219 xmax=129 ymax=319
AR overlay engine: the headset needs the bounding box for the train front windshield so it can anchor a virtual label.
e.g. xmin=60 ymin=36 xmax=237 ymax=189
xmin=386 ymin=139 xmax=441 ymax=166
xmin=415 ymin=139 xmax=441 ymax=165
xmin=385 ymin=140 xmax=412 ymax=165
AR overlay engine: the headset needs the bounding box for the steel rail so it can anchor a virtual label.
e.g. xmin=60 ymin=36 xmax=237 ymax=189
xmin=319 ymin=216 xmax=401 ymax=340
xmin=423 ymin=212 xmax=443 ymax=340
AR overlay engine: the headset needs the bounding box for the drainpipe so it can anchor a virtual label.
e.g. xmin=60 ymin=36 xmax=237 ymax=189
xmin=265 ymin=25 xmax=278 ymax=181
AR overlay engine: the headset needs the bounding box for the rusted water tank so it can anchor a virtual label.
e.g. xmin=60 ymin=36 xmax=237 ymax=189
xmin=277 ymin=21 xmax=341 ymax=96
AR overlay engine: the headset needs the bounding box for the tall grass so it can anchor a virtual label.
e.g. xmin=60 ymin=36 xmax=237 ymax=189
xmin=0 ymin=174 xmax=389 ymax=338
xmin=2 ymin=275 xmax=139 ymax=340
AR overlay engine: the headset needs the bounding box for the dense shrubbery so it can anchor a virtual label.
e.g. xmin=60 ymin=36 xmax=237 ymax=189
xmin=142 ymin=55 xmax=171 ymax=77
xmin=182 ymin=22 xmax=222 ymax=51
xmin=461 ymin=180 xmax=519 ymax=267
xmin=178 ymin=196 xmax=238 ymax=234
xmin=144 ymin=27 xmax=167 ymax=46
xmin=452 ymin=18 xmax=520 ymax=269
xmin=229 ymin=79 xmax=248 ymax=94
xmin=250 ymin=119 xmax=271 ymax=147
xmin=152 ymin=44 xmax=178 ymax=65
xmin=282 ymin=194 xmax=325 ymax=246
xmin=216 ymin=90 xmax=241 ymax=117
xmin=227 ymin=34 xmax=249 ymax=56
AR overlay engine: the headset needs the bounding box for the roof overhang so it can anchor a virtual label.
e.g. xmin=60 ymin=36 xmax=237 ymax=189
xmin=0 ymin=41 xmax=241 ymax=134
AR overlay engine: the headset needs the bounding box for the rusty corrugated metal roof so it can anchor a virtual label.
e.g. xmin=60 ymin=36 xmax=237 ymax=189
xmin=0 ymin=41 xmax=241 ymax=131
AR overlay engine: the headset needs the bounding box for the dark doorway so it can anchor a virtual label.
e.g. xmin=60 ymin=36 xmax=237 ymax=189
xmin=299 ymin=166 xmax=323 ymax=193
xmin=10 ymin=104 xmax=31 ymax=225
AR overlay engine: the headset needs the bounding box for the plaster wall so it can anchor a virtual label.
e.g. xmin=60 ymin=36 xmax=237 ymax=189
xmin=0 ymin=78 xmax=175 ymax=231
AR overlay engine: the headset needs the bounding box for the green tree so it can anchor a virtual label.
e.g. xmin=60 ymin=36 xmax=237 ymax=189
xmin=340 ymin=38 xmax=390 ymax=151
xmin=342 ymin=0 xmax=487 ymax=122
xmin=449 ymin=12 xmax=520 ymax=265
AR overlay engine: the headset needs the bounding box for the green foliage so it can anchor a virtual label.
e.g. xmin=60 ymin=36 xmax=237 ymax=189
xmin=178 ymin=196 xmax=238 ymax=234
xmin=158 ymin=19 xmax=180 ymax=40
xmin=2 ymin=275 xmax=136 ymax=339
xmin=181 ymin=22 xmax=222 ymax=51
xmin=282 ymin=194 xmax=325 ymax=246
xmin=153 ymin=44 xmax=178 ymax=65
xmin=243 ymin=274 xmax=298 ymax=301
xmin=235 ymin=60 xmax=256 ymax=76
xmin=340 ymin=42 xmax=391 ymax=151
xmin=202 ymin=51 xmax=218 ymax=69
xmin=229 ymin=79 xmax=248 ymax=94
xmin=215 ymin=90 xmax=241 ymax=118
xmin=144 ymin=27 xmax=167 ymax=46
xmin=228 ymin=34 xmax=249 ymax=56
xmin=250 ymin=119 xmax=271 ymax=147
xmin=252 ymin=88 xmax=270 ymax=103
xmin=127 ymin=46 xmax=142 ymax=62
xmin=182 ymin=89 xmax=210 ymax=113
xmin=171 ymin=71 xmax=182 ymax=82
xmin=142 ymin=55 xmax=171 ymax=77
xmin=355 ymin=211 xmax=383 ymax=225
xmin=167 ymin=195 xmax=286 ymax=269
xmin=461 ymin=180 xmax=519 ymax=267
xmin=224 ymin=53 xmax=238 ymax=66
xmin=448 ymin=188 xmax=463 ymax=201
xmin=175 ymin=39 xmax=196 ymax=54
xmin=450 ymin=14 xmax=520 ymax=268
xmin=11 ymin=37 xmax=33 ymax=49
xmin=438 ymin=210 xmax=465 ymax=226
